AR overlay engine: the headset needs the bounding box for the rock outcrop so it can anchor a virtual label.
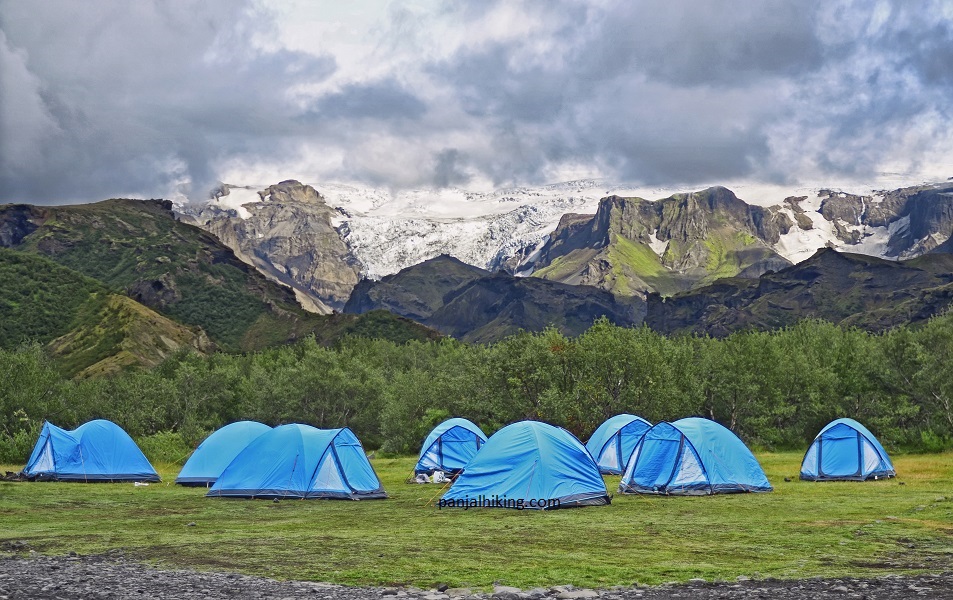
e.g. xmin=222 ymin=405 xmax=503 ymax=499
xmin=530 ymin=187 xmax=792 ymax=297
xmin=184 ymin=181 xmax=362 ymax=313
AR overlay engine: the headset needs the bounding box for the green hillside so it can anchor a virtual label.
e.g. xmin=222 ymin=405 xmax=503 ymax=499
xmin=0 ymin=200 xmax=438 ymax=353
xmin=0 ymin=248 xmax=109 ymax=347
xmin=0 ymin=248 xmax=208 ymax=376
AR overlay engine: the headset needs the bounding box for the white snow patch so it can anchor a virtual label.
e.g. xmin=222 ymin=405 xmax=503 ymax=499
xmin=213 ymin=186 xmax=262 ymax=220
xmin=647 ymin=230 xmax=668 ymax=257
xmin=844 ymin=223 xmax=892 ymax=257
xmin=775 ymin=206 xmax=838 ymax=264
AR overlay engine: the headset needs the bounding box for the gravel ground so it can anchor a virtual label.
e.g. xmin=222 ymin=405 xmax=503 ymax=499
xmin=1 ymin=553 xmax=953 ymax=600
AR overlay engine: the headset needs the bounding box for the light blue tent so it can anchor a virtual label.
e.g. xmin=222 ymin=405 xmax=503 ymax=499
xmin=800 ymin=418 xmax=895 ymax=481
xmin=585 ymin=414 xmax=652 ymax=475
xmin=176 ymin=421 xmax=272 ymax=486
xmin=440 ymin=421 xmax=609 ymax=510
xmin=23 ymin=419 xmax=159 ymax=482
xmin=619 ymin=417 xmax=772 ymax=495
xmin=207 ymin=424 xmax=386 ymax=499
xmin=415 ymin=418 xmax=487 ymax=475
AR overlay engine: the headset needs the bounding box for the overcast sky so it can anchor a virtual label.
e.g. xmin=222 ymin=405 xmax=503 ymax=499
xmin=1 ymin=0 xmax=951 ymax=204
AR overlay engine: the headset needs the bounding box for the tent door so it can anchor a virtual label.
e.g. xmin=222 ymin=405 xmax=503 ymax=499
xmin=311 ymin=451 xmax=348 ymax=493
xmin=33 ymin=440 xmax=55 ymax=474
xmin=820 ymin=432 xmax=860 ymax=477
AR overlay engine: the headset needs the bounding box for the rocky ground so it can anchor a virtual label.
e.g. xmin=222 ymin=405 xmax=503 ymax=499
xmin=2 ymin=553 xmax=953 ymax=600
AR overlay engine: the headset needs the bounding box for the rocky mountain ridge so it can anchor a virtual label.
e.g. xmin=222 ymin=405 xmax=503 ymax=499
xmin=344 ymin=254 xmax=645 ymax=343
xmin=180 ymin=181 xmax=361 ymax=313
xmin=528 ymin=187 xmax=794 ymax=296
xmin=644 ymin=248 xmax=953 ymax=337
xmin=178 ymin=179 xmax=953 ymax=310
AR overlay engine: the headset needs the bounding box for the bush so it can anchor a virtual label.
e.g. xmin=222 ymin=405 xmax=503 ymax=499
xmin=918 ymin=430 xmax=953 ymax=453
xmin=135 ymin=430 xmax=196 ymax=465
xmin=0 ymin=424 xmax=40 ymax=465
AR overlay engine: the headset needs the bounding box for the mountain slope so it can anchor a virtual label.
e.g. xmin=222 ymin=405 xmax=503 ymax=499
xmin=0 ymin=248 xmax=210 ymax=376
xmin=345 ymin=255 xmax=644 ymax=342
xmin=530 ymin=187 xmax=793 ymax=297
xmin=181 ymin=181 xmax=362 ymax=312
xmin=0 ymin=199 xmax=438 ymax=351
xmin=344 ymin=255 xmax=490 ymax=321
xmin=644 ymin=248 xmax=953 ymax=337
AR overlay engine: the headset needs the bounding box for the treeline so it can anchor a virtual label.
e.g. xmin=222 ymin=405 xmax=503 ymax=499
xmin=3 ymin=315 xmax=953 ymax=464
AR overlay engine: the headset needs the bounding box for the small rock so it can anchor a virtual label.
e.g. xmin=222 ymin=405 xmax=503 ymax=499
xmin=186 ymin=522 xmax=196 ymax=527
xmin=445 ymin=588 xmax=472 ymax=598
xmin=832 ymin=585 xmax=850 ymax=592
xmin=437 ymin=584 xmax=449 ymax=592
xmin=556 ymin=591 xmax=599 ymax=599
xmin=494 ymin=586 xmax=521 ymax=594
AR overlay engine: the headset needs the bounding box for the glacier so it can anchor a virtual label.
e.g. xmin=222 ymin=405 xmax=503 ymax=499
xmin=181 ymin=176 xmax=950 ymax=281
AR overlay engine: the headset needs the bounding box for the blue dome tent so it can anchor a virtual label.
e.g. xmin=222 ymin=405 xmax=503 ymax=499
xmin=23 ymin=419 xmax=159 ymax=482
xmin=440 ymin=421 xmax=609 ymax=510
xmin=800 ymin=418 xmax=895 ymax=481
xmin=619 ymin=417 xmax=771 ymax=495
xmin=176 ymin=421 xmax=272 ymax=486
xmin=415 ymin=417 xmax=488 ymax=475
xmin=585 ymin=414 xmax=652 ymax=475
xmin=207 ymin=424 xmax=386 ymax=500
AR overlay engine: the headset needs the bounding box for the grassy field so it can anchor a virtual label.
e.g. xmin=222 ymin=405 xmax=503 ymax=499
xmin=1 ymin=452 xmax=952 ymax=589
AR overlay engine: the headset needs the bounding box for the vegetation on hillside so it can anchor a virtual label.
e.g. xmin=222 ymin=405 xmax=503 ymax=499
xmin=2 ymin=201 xmax=439 ymax=355
xmin=3 ymin=313 xmax=953 ymax=463
xmin=0 ymin=249 xmax=208 ymax=377
xmin=0 ymin=248 xmax=110 ymax=347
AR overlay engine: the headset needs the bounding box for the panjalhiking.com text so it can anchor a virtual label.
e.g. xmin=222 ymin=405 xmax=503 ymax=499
xmin=437 ymin=495 xmax=560 ymax=510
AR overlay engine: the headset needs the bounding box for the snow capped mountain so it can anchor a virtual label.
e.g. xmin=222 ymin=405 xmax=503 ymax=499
xmin=186 ymin=180 xmax=680 ymax=279
xmin=177 ymin=176 xmax=953 ymax=312
xmin=186 ymin=176 xmax=950 ymax=279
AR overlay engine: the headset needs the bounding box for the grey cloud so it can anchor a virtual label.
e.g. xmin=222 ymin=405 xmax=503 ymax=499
xmin=574 ymin=0 xmax=827 ymax=87
xmin=1 ymin=0 xmax=952 ymax=204
xmin=0 ymin=0 xmax=336 ymax=203
xmin=306 ymin=79 xmax=427 ymax=121
xmin=432 ymin=148 xmax=470 ymax=187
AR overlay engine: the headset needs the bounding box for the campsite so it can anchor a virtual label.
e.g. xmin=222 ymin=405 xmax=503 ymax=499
xmin=2 ymin=449 xmax=952 ymax=591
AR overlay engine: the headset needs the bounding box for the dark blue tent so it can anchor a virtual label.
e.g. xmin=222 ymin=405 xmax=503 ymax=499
xmin=207 ymin=424 xmax=386 ymax=499
xmin=415 ymin=417 xmax=487 ymax=475
xmin=800 ymin=418 xmax=895 ymax=481
xmin=23 ymin=420 xmax=159 ymax=482
xmin=176 ymin=421 xmax=272 ymax=486
xmin=619 ymin=418 xmax=771 ymax=495
xmin=585 ymin=414 xmax=652 ymax=475
xmin=440 ymin=421 xmax=609 ymax=510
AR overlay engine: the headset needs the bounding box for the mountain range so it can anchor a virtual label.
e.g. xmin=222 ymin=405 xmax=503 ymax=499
xmin=178 ymin=179 xmax=953 ymax=311
xmin=3 ymin=177 xmax=953 ymax=375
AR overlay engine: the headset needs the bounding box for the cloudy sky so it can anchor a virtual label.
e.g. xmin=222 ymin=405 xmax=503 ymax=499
xmin=1 ymin=0 xmax=951 ymax=204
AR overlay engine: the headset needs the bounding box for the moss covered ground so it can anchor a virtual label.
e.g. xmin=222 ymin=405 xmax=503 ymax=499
xmin=1 ymin=452 xmax=951 ymax=589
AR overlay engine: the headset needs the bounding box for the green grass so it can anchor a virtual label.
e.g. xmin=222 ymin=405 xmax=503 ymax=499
xmin=1 ymin=452 xmax=952 ymax=589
